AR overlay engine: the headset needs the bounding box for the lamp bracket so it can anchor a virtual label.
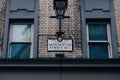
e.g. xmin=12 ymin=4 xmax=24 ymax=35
xmin=56 ymin=32 xmax=64 ymax=36
xmin=50 ymin=16 xmax=70 ymax=19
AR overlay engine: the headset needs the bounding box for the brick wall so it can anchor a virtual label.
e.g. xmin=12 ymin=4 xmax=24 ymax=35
xmin=38 ymin=0 xmax=82 ymax=58
xmin=0 ymin=0 xmax=6 ymax=57
xmin=114 ymin=0 xmax=120 ymax=56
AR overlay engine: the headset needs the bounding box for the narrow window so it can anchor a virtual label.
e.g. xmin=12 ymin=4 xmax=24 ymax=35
xmin=8 ymin=24 xmax=33 ymax=59
xmin=87 ymin=23 xmax=112 ymax=59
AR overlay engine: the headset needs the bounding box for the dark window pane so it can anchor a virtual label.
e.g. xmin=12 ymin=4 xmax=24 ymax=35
xmin=89 ymin=43 xmax=109 ymax=59
xmin=11 ymin=44 xmax=30 ymax=59
xmin=88 ymin=24 xmax=107 ymax=40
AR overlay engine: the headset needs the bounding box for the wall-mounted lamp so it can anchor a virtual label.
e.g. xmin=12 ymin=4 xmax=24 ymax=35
xmin=53 ymin=0 xmax=68 ymax=19
xmin=50 ymin=0 xmax=70 ymax=37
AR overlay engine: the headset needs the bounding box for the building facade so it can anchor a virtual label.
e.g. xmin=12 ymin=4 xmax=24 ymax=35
xmin=0 ymin=0 xmax=120 ymax=59
xmin=0 ymin=0 xmax=120 ymax=80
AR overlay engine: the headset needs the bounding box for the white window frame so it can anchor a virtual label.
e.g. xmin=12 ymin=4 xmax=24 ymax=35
xmin=8 ymin=23 xmax=34 ymax=58
xmin=86 ymin=23 xmax=112 ymax=58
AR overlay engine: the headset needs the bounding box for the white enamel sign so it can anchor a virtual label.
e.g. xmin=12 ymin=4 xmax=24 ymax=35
xmin=48 ymin=39 xmax=73 ymax=51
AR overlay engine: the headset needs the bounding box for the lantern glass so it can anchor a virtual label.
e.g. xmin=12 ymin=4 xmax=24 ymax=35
xmin=54 ymin=0 xmax=68 ymax=17
xmin=56 ymin=9 xmax=64 ymax=16
xmin=55 ymin=1 xmax=66 ymax=10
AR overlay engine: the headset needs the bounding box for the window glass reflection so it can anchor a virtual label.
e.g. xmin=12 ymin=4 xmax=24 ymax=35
xmin=11 ymin=44 xmax=30 ymax=59
xmin=89 ymin=43 xmax=108 ymax=59
xmin=89 ymin=24 xmax=107 ymax=40
xmin=12 ymin=25 xmax=31 ymax=42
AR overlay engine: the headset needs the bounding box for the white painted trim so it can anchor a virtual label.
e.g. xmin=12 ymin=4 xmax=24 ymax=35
xmin=8 ymin=25 xmax=13 ymax=58
xmin=107 ymin=24 xmax=112 ymax=58
xmin=30 ymin=24 xmax=34 ymax=58
xmin=86 ymin=24 xmax=89 ymax=58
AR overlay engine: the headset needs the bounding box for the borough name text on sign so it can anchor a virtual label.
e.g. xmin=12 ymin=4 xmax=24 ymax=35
xmin=48 ymin=39 xmax=73 ymax=51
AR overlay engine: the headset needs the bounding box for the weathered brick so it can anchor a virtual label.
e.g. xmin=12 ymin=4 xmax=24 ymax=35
xmin=114 ymin=0 xmax=120 ymax=55
xmin=38 ymin=0 xmax=82 ymax=58
xmin=0 ymin=0 xmax=6 ymax=58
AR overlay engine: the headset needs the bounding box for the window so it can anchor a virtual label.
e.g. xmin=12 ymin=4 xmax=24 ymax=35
xmin=8 ymin=24 xmax=33 ymax=59
xmin=87 ymin=23 xmax=112 ymax=59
